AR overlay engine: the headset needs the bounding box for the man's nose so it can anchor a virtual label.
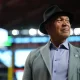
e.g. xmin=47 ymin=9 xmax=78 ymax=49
xmin=62 ymin=22 xmax=68 ymax=27
xmin=62 ymin=20 xmax=68 ymax=25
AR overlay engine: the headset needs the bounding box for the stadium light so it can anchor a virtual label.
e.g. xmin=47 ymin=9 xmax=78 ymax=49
xmin=12 ymin=29 xmax=19 ymax=36
xmin=38 ymin=29 xmax=45 ymax=36
xmin=29 ymin=28 xmax=37 ymax=36
xmin=74 ymin=28 xmax=80 ymax=35
xmin=70 ymin=28 xmax=74 ymax=35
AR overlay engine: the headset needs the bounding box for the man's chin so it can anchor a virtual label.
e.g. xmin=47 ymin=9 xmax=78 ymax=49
xmin=60 ymin=34 xmax=70 ymax=39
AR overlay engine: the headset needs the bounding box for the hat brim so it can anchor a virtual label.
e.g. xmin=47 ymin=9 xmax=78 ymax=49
xmin=39 ymin=11 xmax=74 ymax=34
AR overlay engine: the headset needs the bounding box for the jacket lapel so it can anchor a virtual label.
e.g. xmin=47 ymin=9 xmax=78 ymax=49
xmin=40 ymin=41 xmax=51 ymax=76
xmin=68 ymin=44 xmax=79 ymax=80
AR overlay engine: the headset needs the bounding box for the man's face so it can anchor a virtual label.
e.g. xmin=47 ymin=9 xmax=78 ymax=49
xmin=46 ymin=16 xmax=71 ymax=39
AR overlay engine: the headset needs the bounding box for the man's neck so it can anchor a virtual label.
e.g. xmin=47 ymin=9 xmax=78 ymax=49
xmin=51 ymin=38 xmax=66 ymax=48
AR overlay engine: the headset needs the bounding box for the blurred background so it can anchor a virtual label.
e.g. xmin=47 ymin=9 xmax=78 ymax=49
xmin=0 ymin=0 xmax=80 ymax=80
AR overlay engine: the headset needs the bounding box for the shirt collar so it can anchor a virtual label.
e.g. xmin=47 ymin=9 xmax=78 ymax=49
xmin=50 ymin=39 xmax=69 ymax=50
xmin=60 ymin=40 xmax=69 ymax=49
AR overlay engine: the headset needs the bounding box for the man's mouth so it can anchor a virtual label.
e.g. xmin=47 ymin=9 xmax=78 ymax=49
xmin=61 ymin=29 xmax=69 ymax=32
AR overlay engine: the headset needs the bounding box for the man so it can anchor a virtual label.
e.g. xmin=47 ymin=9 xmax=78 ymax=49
xmin=22 ymin=5 xmax=80 ymax=80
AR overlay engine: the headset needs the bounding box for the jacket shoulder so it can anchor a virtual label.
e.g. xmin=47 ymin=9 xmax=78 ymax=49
xmin=30 ymin=47 xmax=41 ymax=58
xmin=29 ymin=45 xmax=44 ymax=64
xmin=70 ymin=44 xmax=80 ymax=54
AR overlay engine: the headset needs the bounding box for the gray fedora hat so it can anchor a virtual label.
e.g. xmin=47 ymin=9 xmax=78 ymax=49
xmin=39 ymin=5 xmax=74 ymax=34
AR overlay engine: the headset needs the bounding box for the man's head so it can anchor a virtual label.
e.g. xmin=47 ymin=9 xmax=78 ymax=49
xmin=39 ymin=5 xmax=73 ymax=36
xmin=45 ymin=15 xmax=71 ymax=40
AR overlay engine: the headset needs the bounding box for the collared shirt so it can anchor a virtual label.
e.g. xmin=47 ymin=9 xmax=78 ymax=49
xmin=50 ymin=40 xmax=69 ymax=80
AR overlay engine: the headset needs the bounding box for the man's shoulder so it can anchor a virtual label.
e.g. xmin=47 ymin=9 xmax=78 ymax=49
xmin=70 ymin=43 xmax=80 ymax=53
xmin=30 ymin=44 xmax=46 ymax=58
xmin=28 ymin=44 xmax=46 ymax=64
xmin=70 ymin=44 xmax=80 ymax=49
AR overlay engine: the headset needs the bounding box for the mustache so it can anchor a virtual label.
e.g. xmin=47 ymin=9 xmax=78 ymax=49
xmin=62 ymin=24 xmax=70 ymax=27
